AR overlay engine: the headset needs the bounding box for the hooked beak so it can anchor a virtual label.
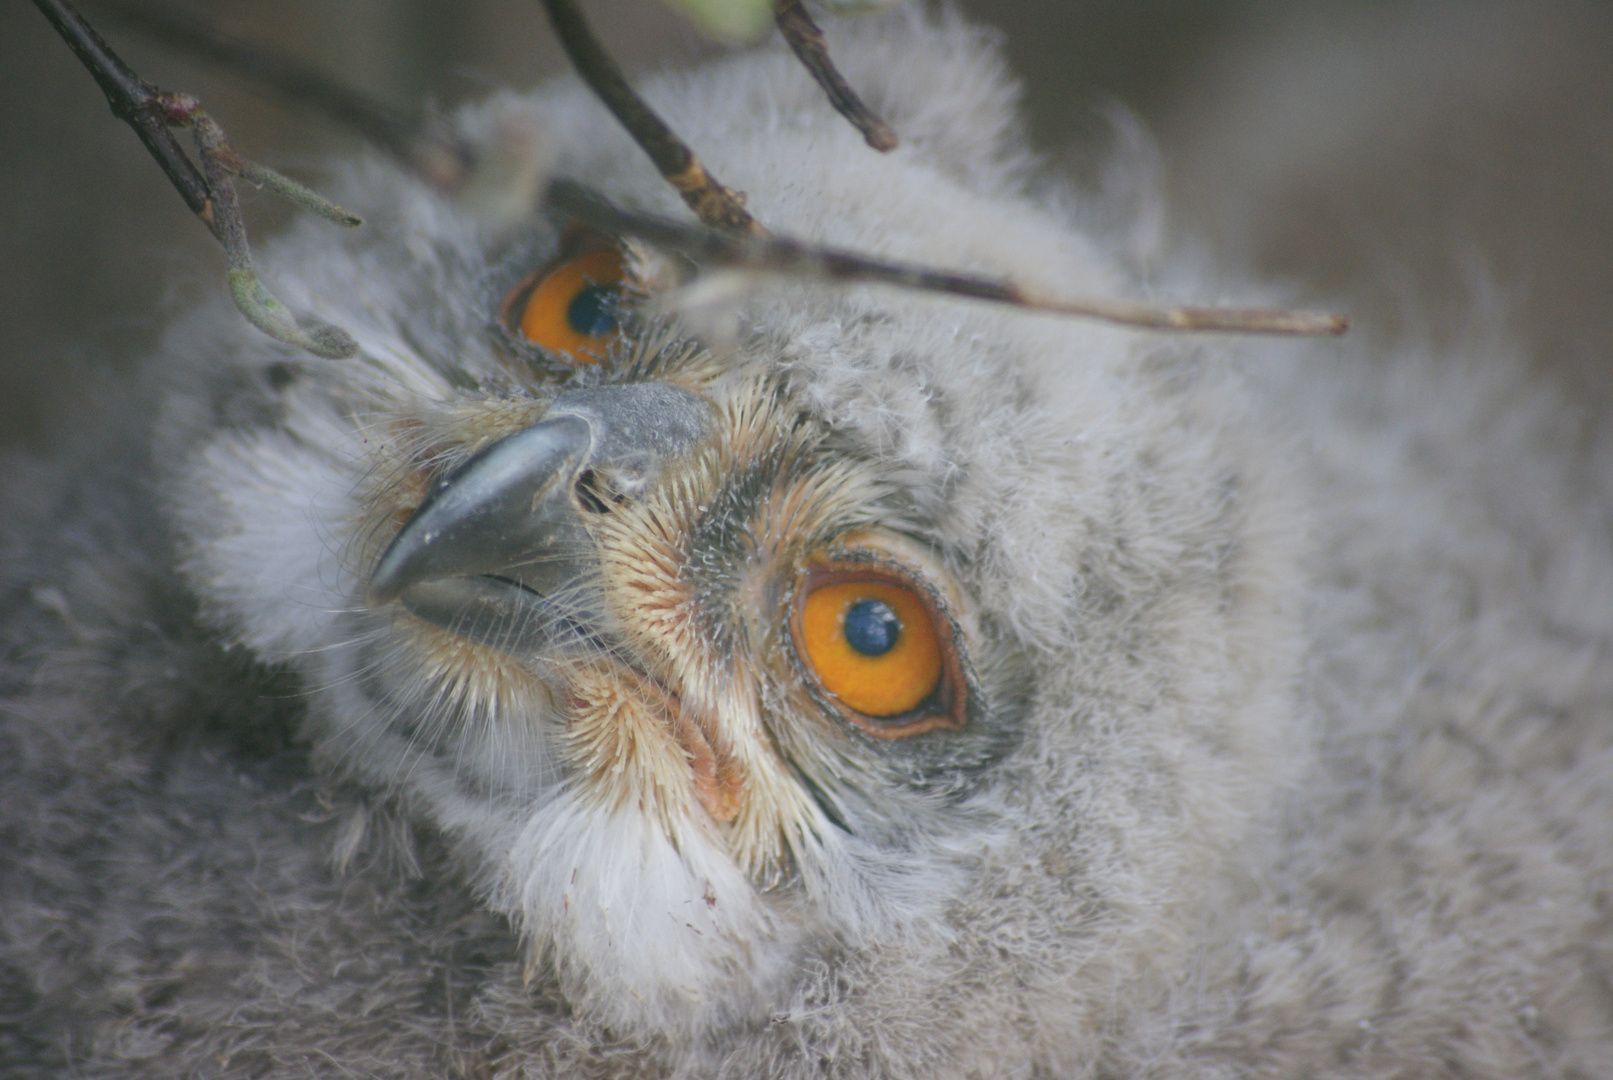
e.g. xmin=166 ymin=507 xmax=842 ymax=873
xmin=366 ymin=383 xmax=710 ymax=656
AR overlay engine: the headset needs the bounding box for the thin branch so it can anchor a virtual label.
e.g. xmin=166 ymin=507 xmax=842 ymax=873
xmin=33 ymin=0 xmax=360 ymax=358
xmin=536 ymin=0 xmax=765 ymax=236
xmin=34 ymin=0 xmax=215 ymax=229
xmin=548 ymin=179 xmax=1348 ymax=336
xmin=774 ymin=0 xmax=896 ymax=152
xmin=90 ymin=0 xmax=474 ymax=193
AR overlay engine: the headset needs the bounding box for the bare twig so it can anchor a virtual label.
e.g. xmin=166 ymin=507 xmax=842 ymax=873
xmin=32 ymin=0 xmax=360 ymax=358
xmin=174 ymin=96 xmax=361 ymax=356
xmin=38 ymin=0 xmax=1340 ymax=347
xmin=536 ymin=0 xmax=765 ymax=236
xmin=89 ymin=0 xmax=474 ymax=193
xmin=34 ymin=0 xmax=214 ymax=227
xmin=774 ymin=0 xmax=896 ymax=152
xmin=548 ymin=179 xmax=1348 ymax=336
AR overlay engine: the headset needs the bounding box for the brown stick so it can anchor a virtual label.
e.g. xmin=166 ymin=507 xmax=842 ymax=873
xmin=536 ymin=0 xmax=764 ymax=236
xmin=91 ymin=0 xmax=475 ymax=193
xmin=33 ymin=0 xmax=217 ymax=231
xmin=774 ymin=0 xmax=896 ymax=152
xmin=32 ymin=0 xmax=360 ymax=357
xmin=548 ymin=180 xmax=1347 ymax=337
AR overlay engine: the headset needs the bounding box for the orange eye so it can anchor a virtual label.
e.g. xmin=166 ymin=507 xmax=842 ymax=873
xmin=798 ymin=578 xmax=943 ymax=719
xmin=512 ymin=249 xmax=626 ymax=363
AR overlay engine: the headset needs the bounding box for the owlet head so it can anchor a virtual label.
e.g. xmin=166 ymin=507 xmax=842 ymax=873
xmin=164 ymin=12 xmax=1301 ymax=1045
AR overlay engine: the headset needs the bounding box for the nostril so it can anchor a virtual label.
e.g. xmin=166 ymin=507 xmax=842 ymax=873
xmin=575 ymin=470 xmax=619 ymax=514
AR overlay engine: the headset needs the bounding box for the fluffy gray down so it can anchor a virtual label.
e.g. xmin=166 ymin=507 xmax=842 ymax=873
xmin=2 ymin=8 xmax=1611 ymax=1079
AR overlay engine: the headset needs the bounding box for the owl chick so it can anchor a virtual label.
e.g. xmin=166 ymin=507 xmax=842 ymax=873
xmin=2 ymin=8 xmax=1611 ymax=1080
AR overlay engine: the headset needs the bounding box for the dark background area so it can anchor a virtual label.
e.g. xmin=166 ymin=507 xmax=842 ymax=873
xmin=2 ymin=1 xmax=1610 ymax=452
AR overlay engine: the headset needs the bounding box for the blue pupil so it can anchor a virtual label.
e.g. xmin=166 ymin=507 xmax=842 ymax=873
xmin=843 ymin=598 xmax=901 ymax=657
xmin=566 ymin=284 xmax=620 ymax=336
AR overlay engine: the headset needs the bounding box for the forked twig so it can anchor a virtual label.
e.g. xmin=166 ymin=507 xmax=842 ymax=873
xmin=37 ymin=0 xmax=212 ymax=225
xmin=549 ymin=179 xmax=1348 ymax=336
xmin=32 ymin=0 xmax=361 ymax=358
xmin=536 ymin=0 xmax=765 ymax=236
xmin=43 ymin=0 xmax=1343 ymax=344
xmin=89 ymin=0 xmax=475 ymax=194
xmin=774 ymin=0 xmax=896 ymax=151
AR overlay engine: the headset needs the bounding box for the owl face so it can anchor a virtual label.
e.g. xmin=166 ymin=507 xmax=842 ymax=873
xmin=164 ymin=13 xmax=1301 ymax=1045
xmin=339 ymin=296 xmax=1015 ymax=1031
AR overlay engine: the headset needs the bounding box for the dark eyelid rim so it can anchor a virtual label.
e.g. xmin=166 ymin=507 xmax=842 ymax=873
xmin=494 ymin=228 xmax=629 ymax=370
xmin=789 ymin=555 xmax=968 ymax=739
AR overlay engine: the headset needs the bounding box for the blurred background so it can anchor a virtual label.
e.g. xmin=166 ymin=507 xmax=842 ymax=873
xmin=1 ymin=0 xmax=1609 ymax=451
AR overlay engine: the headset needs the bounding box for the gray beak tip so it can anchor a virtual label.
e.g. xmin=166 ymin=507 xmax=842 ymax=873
xmin=365 ymin=543 xmax=421 ymax=609
xmin=364 ymin=579 xmax=402 ymax=610
xmin=359 ymin=383 xmax=711 ymax=641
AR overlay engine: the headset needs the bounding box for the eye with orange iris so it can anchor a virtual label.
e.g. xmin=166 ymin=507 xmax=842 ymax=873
xmin=792 ymin=567 xmax=966 ymax=738
xmin=503 ymin=249 xmax=627 ymax=363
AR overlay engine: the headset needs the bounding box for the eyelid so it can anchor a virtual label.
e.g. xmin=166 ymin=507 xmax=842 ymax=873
xmin=790 ymin=556 xmax=969 ymax=739
xmin=498 ymin=236 xmax=638 ymax=366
